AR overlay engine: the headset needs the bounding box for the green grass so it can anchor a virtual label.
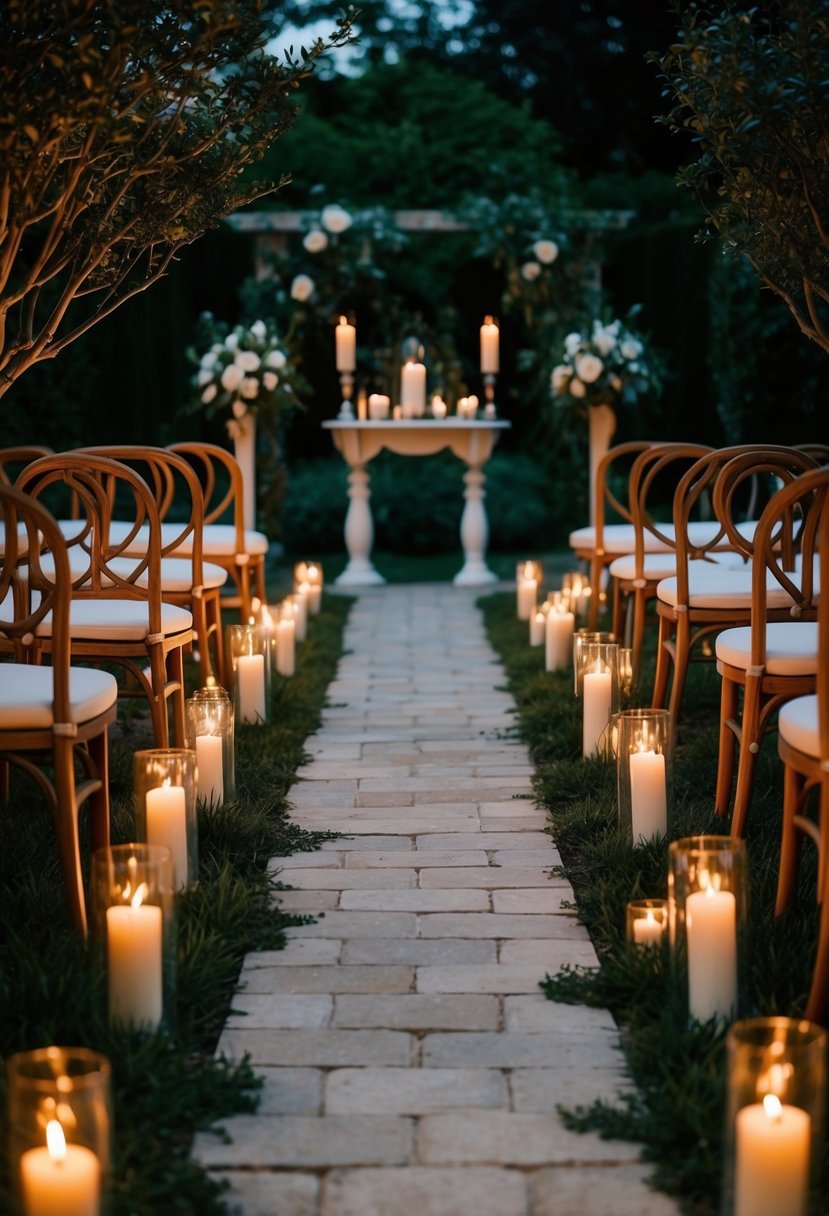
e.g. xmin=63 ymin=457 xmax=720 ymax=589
xmin=0 ymin=592 xmax=352 ymax=1215
xmin=480 ymin=591 xmax=827 ymax=1216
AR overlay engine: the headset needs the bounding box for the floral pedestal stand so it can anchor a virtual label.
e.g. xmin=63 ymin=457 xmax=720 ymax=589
xmin=588 ymin=402 xmax=617 ymax=527
xmin=323 ymin=420 xmax=510 ymax=587
xmin=228 ymin=405 xmax=256 ymax=532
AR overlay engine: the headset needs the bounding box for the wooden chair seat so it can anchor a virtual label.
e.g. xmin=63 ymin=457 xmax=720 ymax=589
xmin=572 ymin=518 xmax=757 ymax=557
xmin=716 ymin=623 xmax=818 ymax=677
xmin=35 ymin=598 xmax=192 ymax=641
xmin=778 ymin=694 xmax=818 ymax=756
xmin=656 ymin=564 xmax=814 ymax=611
xmin=0 ymin=663 xmax=117 ymax=729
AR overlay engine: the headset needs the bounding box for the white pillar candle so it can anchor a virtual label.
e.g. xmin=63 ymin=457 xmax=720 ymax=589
xmin=20 ymin=1122 xmax=100 ymax=1216
xmin=516 ymin=564 xmax=537 ymax=620
xmin=734 ymin=1095 xmax=810 ymax=1216
xmin=306 ymin=584 xmax=322 ymax=614
xmin=237 ymin=653 xmax=266 ymax=724
xmin=335 ymin=316 xmax=356 ymax=372
xmin=368 ymin=393 xmax=390 ymax=419
xmin=633 ymin=909 xmax=665 ymax=947
xmin=106 ymin=898 xmax=163 ymax=1029
xmin=392 ymin=404 xmax=402 ymax=420
xmin=530 ymin=610 xmax=545 ymax=647
xmin=145 ymin=780 xmax=188 ymax=887
xmin=400 ymin=361 xmax=426 ymax=417
xmin=431 ymin=396 xmax=447 ymax=419
xmin=629 ymin=748 xmax=668 ymax=843
xmin=686 ymin=882 xmax=737 ymax=1021
xmin=545 ymin=608 xmax=575 ymax=671
xmin=276 ymin=616 xmax=295 ymax=677
xmin=292 ymin=587 xmax=308 ymax=641
xmin=582 ymin=666 xmax=612 ymax=757
xmin=480 ymin=316 xmax=499 ymax=373
xmin=195 ymin=734 xmax=224 ymax=805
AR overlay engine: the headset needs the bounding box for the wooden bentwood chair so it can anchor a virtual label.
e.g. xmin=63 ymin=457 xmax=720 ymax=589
xmin=0 ymin=483 xmax=118 ymax=935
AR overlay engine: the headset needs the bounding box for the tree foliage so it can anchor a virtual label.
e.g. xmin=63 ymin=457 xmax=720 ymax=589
xmin=654 ymin=0 xmax=829 ymax=354
xmin=0 ymin=0 xmax=353 ymax=395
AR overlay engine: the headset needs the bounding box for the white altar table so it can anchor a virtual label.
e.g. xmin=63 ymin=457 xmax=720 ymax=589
xmin=322 ymin=419 xmax=511 ymax=587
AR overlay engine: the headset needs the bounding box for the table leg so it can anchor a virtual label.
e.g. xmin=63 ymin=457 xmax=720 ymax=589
xmin=453 ymin=464 xmax=498 ymax=586
xmin=335 ymin=463 xmax=386 ymax=586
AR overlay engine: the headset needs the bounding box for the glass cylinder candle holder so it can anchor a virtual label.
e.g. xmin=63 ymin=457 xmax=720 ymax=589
xmin=626 ymin=898 xmax=669 ymax=949
xmin=562 ymin=571 xmax=591 ymax=621
xmin=617 ymin=709 xmax=672 ymax=845
xmin=618 ymin=646 xmax=634 ymax=698
xmin=529 ymin=608 xmax=545 ymax=648
xmin=91 ymin=843 xmax=175 ymax=1034
xmin=668 ymin=835 xmax=747 ymax=1024
xmin=515 ymin=560 xmax=541 ymax=620
xmin=228 ymin=622 xmax=270 ymax=725
xmin=185 ymin=684 xmax=235 ymax=806
xmin=133 ymin=749 xmax=198 ymax=889
xmin=580 ymin=641 xmax=619 ymax=758
xmin=724 ymin=1017 xmax=826 ymax=1216
xmin=273 ymin=603 xmax=297 ymax=677
xmin=545 ymin=598 xmax=575 ymax=672
xmin=294 ymin=561 xmax=323 ymax=614
xmin=7 ymin=1045 xmax=112 ymax=1216
xmin=282 ymin=591 xmax=308 ymax=643
xmin=573 ymin=629 xmax=616 ymax=696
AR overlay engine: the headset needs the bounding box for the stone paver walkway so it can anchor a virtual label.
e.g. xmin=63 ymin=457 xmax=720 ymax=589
xmin=194 ymin=585 xmax=678 ymax=1216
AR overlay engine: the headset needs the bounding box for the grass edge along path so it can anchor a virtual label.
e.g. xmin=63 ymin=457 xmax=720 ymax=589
xmin=0 ymin=592 xmax=353 ymax=1216
xmin=480 ymin=590 xmax=827 ymax=1216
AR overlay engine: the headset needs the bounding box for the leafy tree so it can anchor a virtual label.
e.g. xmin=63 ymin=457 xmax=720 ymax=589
xmin=0 ymin=0 xmax=352 ymax=396
xmin=654 ymin=0 xmax=829 ymax=354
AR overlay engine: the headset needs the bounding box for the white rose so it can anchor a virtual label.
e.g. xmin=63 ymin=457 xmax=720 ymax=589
xmin=593 ymin=329 xmax=616 ymax=357
xmin=250 ymin=319 xmax=267 ymax=342
xmin=291 ymin=274 xmax=315 ymax=302
xmin=200 ymin=351 xmax=217 ymax=369
xmin=303 ymin=228 xmax=329 ymax=253
xmin=574 ymin=352 xmax=604 ymax=384
xmin=265 ymin=349 xmax=287 ymax=369
xmin=196 ymin=368 xmax=213 ymax=387
xmin=224 ymin=333 xmax=239 ymax=351
xmin=533 ymin=239 xmax=559 ymax=264
xmin=201 ymin=383 xmax=217 ymax=404
xmin=211 ymin=342 xmax=224 ymax=354
xmin=263 ymin=371 xmax=278 ymax=391
xmin=569 ymin=377 xmax=587 ymax=398
xmin=241 ymin=375 xmax=259 ymax=400
xmin=220 ymin=363 xmax=244 ymax=392
xmin=236 ymin=349 xmax=261 ymax=372
xmin=520 ymin=261 xmax=541 ymax=281
xmin=564 ymin=332 xmax=582 ymax=357
xmin=232 ymin=400 xmax=248 ymax=418
xmin=551 ymin=365 xmax=570 ymax=393
xmin=320 ymin=204 xmax=352 ymax=234
xmin=620 ymin=339 xmax=642 ymax=360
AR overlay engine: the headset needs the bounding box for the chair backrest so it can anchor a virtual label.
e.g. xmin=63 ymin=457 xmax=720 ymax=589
xmin=628 ymin=442 xmax=713 ymax=572
xmin=15 ymin=453 xmax=166 ymax=634
xmin=592 ymin=441 xmax=655 ymax=550
xmin=167 ymin=442 xmax=247 ymax=543
xmin=0 ymin=483 xmax=72 ymax=720
xmin=0 ymin=447 xmax=54 ymax=486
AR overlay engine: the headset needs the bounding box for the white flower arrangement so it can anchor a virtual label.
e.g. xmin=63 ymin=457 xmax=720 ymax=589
xmin=188 ymin=314 xmax=302 ymax=433
xmin=550 ymin=313 xmax=660 ymax=410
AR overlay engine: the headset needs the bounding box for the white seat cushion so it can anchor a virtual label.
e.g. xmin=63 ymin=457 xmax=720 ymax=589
xmin=778 ymin=695 xmax=818 ymax=758
xmin=29 ymin=553 xmax=228 ymax=593
xmin=0 ymin=662 xmax=118 ymax=728
xmin=35 ymin=599 xmax=192 ymax=641
xmin=0 ymin=521 xmax=31 ymax=557
xmin=570 ymin=519 xmax=756 ymax=557
xmin=101 ymin=520 xmax=268 ymax=559
xmin=656 ymin=567 xmax=816 ymax=610
xmin=715 ymin=623 xmax=819 ymax=675
xmin=608 ymin=552 xmax=748 ymax=582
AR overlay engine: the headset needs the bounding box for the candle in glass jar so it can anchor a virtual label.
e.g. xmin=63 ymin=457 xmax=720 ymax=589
xmin=20 ymin=1121 xmax=100 ymax=1216
xmin=734 ymin=1094 xmax=810 ymax=1216
xmin=530 ymin=610 xmax=545 ymax=647
xmin=582 ymin=663 xmax=612 ymax=757
xmin=545 ymin=607 xmax=575 ymax=671
xmin=335 ymin=316 xmax=356 ymax=372
xmin=237 ymin=653 xmax=266 ymax=724
xmin=480 ymin=316 xmax=499 ymax=373
xmin=431 ymin=395 xmax=447 ymax=419
xmin=276 ymin=616 xmax=295 ymax=677
xmin=686 ymin=880 xmax=737 ymax=1021
xmin=106 ymin=889 xmax=163 ymax=1029
xmin=195 ymin=734 xmax=223 ymax=805
xmin=145 ymin=779 xmax=188 ymax=886
xmin=400 ymin=361 xmax=426 ymax=416
xmin=632 ymin=908 xmax=665 ymax=947
xmin=629 ymin=747 xmax=667 ymax=843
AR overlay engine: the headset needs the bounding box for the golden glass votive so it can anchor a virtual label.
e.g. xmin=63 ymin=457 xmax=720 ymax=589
xmin=228 ymin=622 xmax=270 ymax=725
xmin=294 ymin=561 xmax=323 ymax=614
xmin=573 ymin=628 xmax=616 ymax=696
xmin=618 ymin=646 xmax=634 ymax=697
xmin=91 ymin=843 xmax=176 ymax=1034
xmin=562 ymin=570 xmax=592 ymax=620
xmin=133 ymin=749 xmax=198 ymax=889
xmin=724 ymin=1017 xmax=826 ymax=1216
xmin=516 ymin=560 xmax=541 ymax=620
xmin=626 ymin=898 xmax=669 ymax=948
xmin=580 ymin=641 xmax=619 ymax=758
xmin=7 ymin=1046 xmax=112 ymax=1216
xmin=668 ymin=835 xmax=747 ymax=1024
xmin=617 ymin=709 xmax=672 ymax=845
xmin=185 ymin=683 xmax=235 ymax=806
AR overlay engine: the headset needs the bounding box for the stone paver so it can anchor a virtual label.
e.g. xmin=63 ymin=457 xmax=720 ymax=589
xmin=194 ymin=585 xmax=677 ymax=1215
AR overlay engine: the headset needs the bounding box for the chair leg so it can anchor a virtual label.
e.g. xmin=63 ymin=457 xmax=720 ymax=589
xmin=776 ymin=764 xmax=805 ymax=915
xmin=652 ymin=613 xmax=673 ymax=709
xmin=193 ymin=597 xmax=213 ymax=684
xmin=631 ymin=589 xmax=648 ymax=672
xmin=147 ymin=644 xmax=171 ymax=748
xmin=168 ymin=646 xmax=187 ymax=746
xmin=611 ymin=580 xmax=625 ymax=642
xmin=716 ymin=674 xmax=739 ymax=820
xmin=668 ymin=615 xmax=691 ymax=732
xmin=87 ymin=730 xmax=111 ymax=856
xmin=51 ymin=740 xmax=88 ymax=936
xmin=730 ymin=674 xmax=763 ymax=838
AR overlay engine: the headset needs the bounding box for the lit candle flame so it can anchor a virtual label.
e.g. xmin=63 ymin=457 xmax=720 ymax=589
xmin=130 ymin=881 xmax=149 ymax=910
xmin=339 ymin=315 xmax=347 ymax=326
xmin=46 ymin=1120 xmax=66 ymax=1163
xmin=763 ymin=1094 xmax=783 ymax=1121
xmin=523 ymin=561 xmax=534 ymax=580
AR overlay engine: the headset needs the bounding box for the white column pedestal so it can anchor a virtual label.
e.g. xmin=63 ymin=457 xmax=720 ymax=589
xmin=453 ymin=464 xmax=498 ymax=586
xmin=336 ymin=464 xmax=386 ymax=586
